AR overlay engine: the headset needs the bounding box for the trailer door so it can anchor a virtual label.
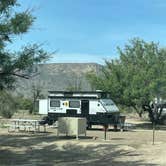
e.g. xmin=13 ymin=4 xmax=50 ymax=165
xmin=39 ymin=99 xmax=48 ymax=115
xmin=81 ymin=100 xmax=89 ymax=116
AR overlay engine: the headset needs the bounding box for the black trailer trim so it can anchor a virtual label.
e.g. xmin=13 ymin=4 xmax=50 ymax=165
xmin=48 ymin=112 xmax=120 ymax=125
xmin=48 ymin=96 xmax=99 ymax=99
xmin=48 ymin=91 xmax=111 ymax=94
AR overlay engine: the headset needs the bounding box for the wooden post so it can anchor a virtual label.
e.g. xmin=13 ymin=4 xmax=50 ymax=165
xmin=152 ymin=122 xmax=155 ymax=145
xmin=103 ymin=125 xmax=108 ymax=140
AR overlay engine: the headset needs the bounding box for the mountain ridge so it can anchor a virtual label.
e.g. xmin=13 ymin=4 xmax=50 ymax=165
xmin=15 ymin=63 xmax=102 ymax=97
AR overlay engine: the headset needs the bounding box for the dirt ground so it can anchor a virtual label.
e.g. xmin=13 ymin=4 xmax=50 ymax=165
xmin=0 ymin=119 xmax=166 ymax=166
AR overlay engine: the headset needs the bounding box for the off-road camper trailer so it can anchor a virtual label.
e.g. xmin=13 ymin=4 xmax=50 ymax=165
xmin=39 ymin=91 xmax=125 ymax=128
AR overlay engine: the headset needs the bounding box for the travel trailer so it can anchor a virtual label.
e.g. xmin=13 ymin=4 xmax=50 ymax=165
xmin=39 ymin=91 xmax=125 ymax=128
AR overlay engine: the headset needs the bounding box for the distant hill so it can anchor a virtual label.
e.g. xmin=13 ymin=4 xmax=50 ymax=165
xmin=15 ymin=63 xmax=102 ymax=97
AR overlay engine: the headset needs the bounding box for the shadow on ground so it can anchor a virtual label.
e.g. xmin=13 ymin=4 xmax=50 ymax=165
xmin=0 ymin=133 xmax=157 ymax=166
xmin=134 ymin=122 xmax=166 ymax=131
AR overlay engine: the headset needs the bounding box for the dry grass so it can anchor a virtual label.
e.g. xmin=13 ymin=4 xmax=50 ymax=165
xmin=0 ymin=113 xmax=166 ymax=165
xmin=0 ymin=121 xmax=166 ymax=165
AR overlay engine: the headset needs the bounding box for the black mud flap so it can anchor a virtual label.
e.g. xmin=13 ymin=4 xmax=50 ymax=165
xmin=39 ymin=116 xmax=54 ymax=125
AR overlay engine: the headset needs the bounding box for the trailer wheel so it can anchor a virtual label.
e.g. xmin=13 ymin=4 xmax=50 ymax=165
xmin=113 ymin=124 xmax=118 ymax=131
xmin=47 ymin=119 xmax=54 ymax=125
xmin=86 ymin=123 xmax=92 ymax=130
xmin=162 ymin=118 xmax=166 ymax=125
xmin=39 ymin=116 xmax=48 ymax=125
xmin=160 ymin=115 xmax=166 ymax=125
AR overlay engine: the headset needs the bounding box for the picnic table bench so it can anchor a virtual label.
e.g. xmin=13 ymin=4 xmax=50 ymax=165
xmin=8 ymin=119 xmax=46 ymax=133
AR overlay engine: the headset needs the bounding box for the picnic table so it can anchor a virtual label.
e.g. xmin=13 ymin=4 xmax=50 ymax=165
xmin=8 ymin=119 xmax=46 ymax=133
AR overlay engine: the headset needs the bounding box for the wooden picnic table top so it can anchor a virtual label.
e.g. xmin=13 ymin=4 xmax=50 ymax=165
xmin=8 ymin=119 xmax=46 ymax=133
xmin=10 ymin=119 xmax=41 ymax=122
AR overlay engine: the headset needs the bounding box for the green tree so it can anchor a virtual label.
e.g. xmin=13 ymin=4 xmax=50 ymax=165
xmin=0 ymin=0 xmax=50 ymax=90
xmin=87 ymin=38 xmax=166 ymax=117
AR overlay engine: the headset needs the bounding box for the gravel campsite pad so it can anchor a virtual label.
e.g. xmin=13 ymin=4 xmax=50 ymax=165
xmin=0 ymin=126 xmax=166 ymax=166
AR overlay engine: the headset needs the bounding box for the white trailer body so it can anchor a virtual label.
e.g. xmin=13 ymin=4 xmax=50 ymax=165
xmin=48 ymin=98 xmax=119 ymax=114
xmin=39 ymin=91 xmax=123 ymax=126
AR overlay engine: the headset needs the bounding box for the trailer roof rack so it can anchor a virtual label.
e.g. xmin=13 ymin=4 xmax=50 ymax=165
xmin=48 ymin=91 xmax=111 ymax=99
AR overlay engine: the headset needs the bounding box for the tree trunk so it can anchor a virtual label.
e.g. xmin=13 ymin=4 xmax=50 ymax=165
xmin=133 ymin=105 xmax=143 ymax=118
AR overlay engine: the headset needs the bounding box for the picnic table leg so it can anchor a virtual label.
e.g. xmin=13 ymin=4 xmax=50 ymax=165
xmin=28 ymin=126 xmax=30 ymax=133
xmin=8 ymin=125 xmax=11 ymax=133
xmin=35 ymin=122 xmax=37 ymax=132
xmin=38 ymin=123 xmax=40 ymax=132
xmin=57 ymin=128 xmax=59 ymax=137
xmin=17 ymin=121 xmax=20 ymax=131
xmin=14 ymin=121 xmax=17 ymax=131
xmin=33 ymin=122 xmax=37 ymax=133
xmin=44 ymin=124 xmax=46 ymax=132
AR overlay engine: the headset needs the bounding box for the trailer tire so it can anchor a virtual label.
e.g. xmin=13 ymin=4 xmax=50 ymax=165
xmin=47 ymin=119 xmax=54 ymax=125
xmin=114 ymin=124 xmax=118 ymax=131
xmin=162 ymin=118 xmax=166 ymax=125
xmin=160 ymin=115 xmax=166 ymax=125
xmin=86 ymin=123 xmax=92 ymax=130
xmin=40 ymin=116 xmax=54 ymax=125
xmin=39 ymin=116 xmax=48 ymax=125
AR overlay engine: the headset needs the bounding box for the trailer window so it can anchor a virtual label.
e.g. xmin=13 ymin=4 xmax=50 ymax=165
xmin=101 ymin=99 xmax=114 ymax=106
xmin=100 ymin=99 xmax=119 ymax=112
xmin=50 ymin=100 xmax=60 ymax=107
xmin=69 ymin=101 xmax=80 ymax=108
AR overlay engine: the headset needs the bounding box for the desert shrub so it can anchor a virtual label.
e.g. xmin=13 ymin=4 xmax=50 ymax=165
xmin=14 ymin=96 xmax=35 ymax=114
xmin=0 ymin=91 xmax=17 ymax=118
xmin=15 ymin=96 xmax=39 ymax=114
xmin=0 ymin=108 xmax=14 ymax=119
xmin=29 ymin=101 xmax=39 ymax=115
xmin=15 ymin=97 xmax=33 ymax=110
xmin=22 ymin=99 xmax=33 ymax=110
xmin=118 ymin=105 xmax=135 ymax=113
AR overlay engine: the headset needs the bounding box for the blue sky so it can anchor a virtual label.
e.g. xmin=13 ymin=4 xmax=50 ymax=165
xmin=10 ymin=0 xmax=166 ymax=64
